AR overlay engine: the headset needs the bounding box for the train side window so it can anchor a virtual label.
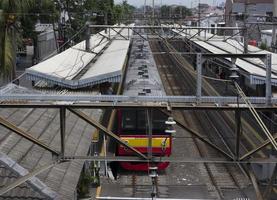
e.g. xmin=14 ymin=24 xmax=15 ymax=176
xmin=122 ymin=111 xmax=136 ymax=129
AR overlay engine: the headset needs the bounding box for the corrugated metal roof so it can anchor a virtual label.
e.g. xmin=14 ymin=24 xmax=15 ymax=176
xmin=26 ymin=25 xmax=133 ymax=89
xmin=171 ymin=27 xmax=277 ymax=86
xmin=0 ymin=86 xmax=102 ymax=199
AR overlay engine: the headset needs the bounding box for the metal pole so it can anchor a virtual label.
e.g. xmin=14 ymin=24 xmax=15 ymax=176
xmin=243 ymin=0 xmax=248 ymax=53
xmin=263 ymin=164 xmax=277 ymax=199
xmin=104 ymin=12 xmax=108 ymax=34
xmin=144 ymin=0 xmax=147 ymax=18
xmin=196 ymin=53 xmax=202 ymax=102
xmin=147 ymin=109 xmax=153 ymax=160
xmin=272 ymin=0 xmax=277 ymax=52
xmin=152 ymin=0 xmax=155 ymax=26
xmin=235 ymin=109 xmax=241 ymax=160
xmin=266 ymin=54 xmax=272 ymax=106
xmin=60 ymin=107 xmax=66 ymax=156
xmin=85 ymin=21 xmax=91 ymax=52
xmin=198 ymin=0 xmax=201 ymax=27
xmin=247 ymin=164 xmax=264 ymax=200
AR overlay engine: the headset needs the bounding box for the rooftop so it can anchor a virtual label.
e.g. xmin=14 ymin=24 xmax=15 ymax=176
xmin=26 ymin=25 xmax=133 ymax=89
xmin=171 ymin=26 xmax=277 ymax=86
xmin=0 ymin=84 xmax=102 ymax=199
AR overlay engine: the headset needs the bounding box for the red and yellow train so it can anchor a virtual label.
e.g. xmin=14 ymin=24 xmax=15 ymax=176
xmin=116 ymin=109 xmax=172 ymax=171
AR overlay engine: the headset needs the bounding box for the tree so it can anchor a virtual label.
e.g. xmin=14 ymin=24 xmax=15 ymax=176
xmin=113 ymin=0 xmax=135 ymax=23
xmin=0 ymin=0 xmax=34 ymax=81
xmin=160 ymin=5 xmax=191 ymax=19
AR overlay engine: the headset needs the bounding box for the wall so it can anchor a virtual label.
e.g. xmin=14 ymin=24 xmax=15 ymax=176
xmin=37 ymin=30 xmax=58 ymax=61
xmin=261 ymin=31 xmax=273 ymax=47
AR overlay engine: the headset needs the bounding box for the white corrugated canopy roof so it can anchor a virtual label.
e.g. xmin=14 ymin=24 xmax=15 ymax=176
xmin=170 ymin=26 xmax=277 ymax=85
xmin=26 ymin=24 xmax=133 ymax=89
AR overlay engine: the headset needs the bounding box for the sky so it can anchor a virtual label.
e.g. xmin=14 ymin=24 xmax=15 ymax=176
xmin=114 ymin=0 xmax=226 ymax=8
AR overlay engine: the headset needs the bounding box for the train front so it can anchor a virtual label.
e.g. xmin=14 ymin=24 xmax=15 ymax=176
xmin=117 ymin=109 xmax=172 ymax=171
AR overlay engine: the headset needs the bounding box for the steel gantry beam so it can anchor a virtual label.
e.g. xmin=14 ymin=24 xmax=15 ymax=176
xmin=0 ymin=115 xmax=59 ymax=156
xmin=60 ymin=155 xmax=277 ymax=164
xmin=247 ymin=164 xmax=264 ymax=200
xmin=67 ymin=108 xmax=148 ymax=160
xmin=240 ymin=134 xmax=277 ymax=160
xmin=1 ymin=95 xmax=277 ymax=109
xmin=160 ymin=110 xmax=234 ymax=160
xmin=263 ymin=164 xmax=277 ymax=199
xmin=0 ymin=161 xmax=61 ymax=196
xmin=86 ymin=25 xmax=245 ymax=41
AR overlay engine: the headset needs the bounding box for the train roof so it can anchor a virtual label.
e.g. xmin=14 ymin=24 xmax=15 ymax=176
xmin=123 ymin=34 xmax=166 ymax=96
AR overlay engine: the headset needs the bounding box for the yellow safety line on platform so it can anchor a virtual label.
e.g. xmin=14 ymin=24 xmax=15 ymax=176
xmin=95 ymin=186 xmax=102 ymax=199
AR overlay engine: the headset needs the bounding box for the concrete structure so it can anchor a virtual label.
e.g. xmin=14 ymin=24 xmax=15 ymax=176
xmin=261 ymin=29 xmax=277 ymax=48
xmin=35 ymin=23 xmax=58 ymax=62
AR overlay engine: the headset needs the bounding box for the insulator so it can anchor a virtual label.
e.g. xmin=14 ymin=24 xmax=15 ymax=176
xmin=229 ymin=58 xmax=239 ymax=80
xmin=165 ymin=127 xmax=176 ymax=134
xmin=149 ymin=166 xmax=158 ymax=178
xmin=165 ymin=117 xmax=176 ymax=125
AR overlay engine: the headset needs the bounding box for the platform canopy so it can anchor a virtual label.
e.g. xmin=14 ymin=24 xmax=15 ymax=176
xmin=26 ymin=24 xmax=133 ymax=89
xmin=169 ymin=25 xmax=277 ymax=86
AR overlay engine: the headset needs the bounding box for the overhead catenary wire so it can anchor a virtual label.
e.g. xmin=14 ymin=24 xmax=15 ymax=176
xmin=234 ymin=82 xmax=277 ymax=150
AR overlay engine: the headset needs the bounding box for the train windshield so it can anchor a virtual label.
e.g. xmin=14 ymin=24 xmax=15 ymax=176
xmin=121 ymin=109 xmax=167 ymax=134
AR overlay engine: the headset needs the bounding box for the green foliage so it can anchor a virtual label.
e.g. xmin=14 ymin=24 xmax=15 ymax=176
xmin=113 ymin=0 xmax=135 ymax=23
xmin=260 ymin=42 xmax=268 ymax=50
xmin=0 ymin=27 xmax=13 ymax=77
xmin=161 ymin=5 xmax=191 ymax=19
xmin=0 ymin=0 xmax=35 ymax=80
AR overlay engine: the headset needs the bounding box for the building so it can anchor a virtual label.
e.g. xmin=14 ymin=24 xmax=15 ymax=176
xmin=225 ymin=0 xmax=273 ymax=42
xmin=35 ymin=23 xmax=58 ymax=62
xmin=261 ymin=29 xmax=276 ymax=48
xmin=225 ymin=0 xmax=273 ymax=26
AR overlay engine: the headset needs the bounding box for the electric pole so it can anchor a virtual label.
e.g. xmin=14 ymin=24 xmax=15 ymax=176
xmin=243 ymin=0 xmax=248 ymax=53
xmin=272 ymin=0 xmax=277 ymax=52
xmin=144 ymin=0 xmax=146 ymax=18
xmin=198 ymin=0 xmax=201 ymax=27
xmin=152 ymin=0 xmax=155 ymax=25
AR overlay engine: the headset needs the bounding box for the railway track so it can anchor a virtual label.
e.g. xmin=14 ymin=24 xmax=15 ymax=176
xmin=150 ymin=39 xmax=251 ymax=199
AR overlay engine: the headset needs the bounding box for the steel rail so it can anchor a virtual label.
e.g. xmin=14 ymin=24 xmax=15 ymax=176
xmin=0 ymin=116 xmax=60 ymax=156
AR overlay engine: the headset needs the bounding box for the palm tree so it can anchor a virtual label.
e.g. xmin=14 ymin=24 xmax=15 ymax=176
xmin=0 ymin=0 xmax=34 ymax=82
